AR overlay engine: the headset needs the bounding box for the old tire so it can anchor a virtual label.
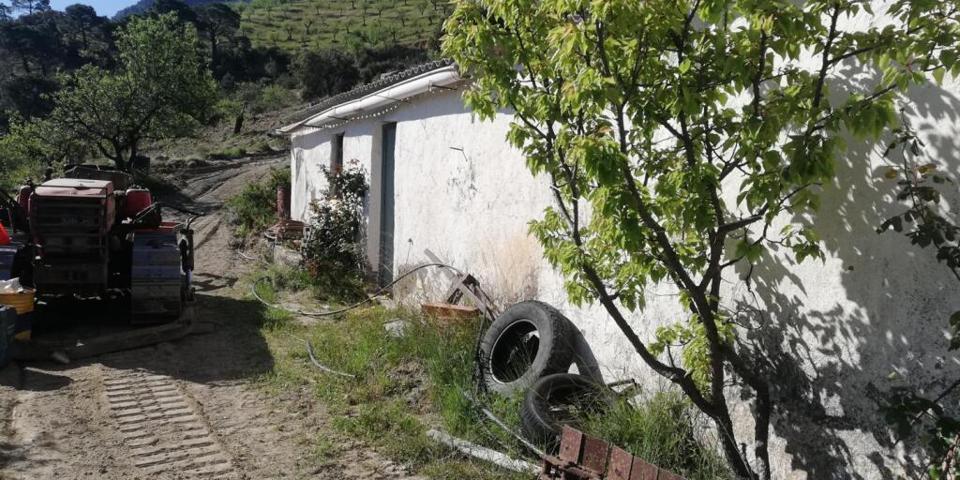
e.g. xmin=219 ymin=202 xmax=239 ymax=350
xmin=520 ymin=373 xmax=613 ymax=450
xmin=480 ymin=300 xmax=576 ymax=396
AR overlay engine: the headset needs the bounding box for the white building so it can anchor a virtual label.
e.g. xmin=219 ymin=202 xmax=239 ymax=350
xmin=281 ymin=59 xmax=960 ymax=478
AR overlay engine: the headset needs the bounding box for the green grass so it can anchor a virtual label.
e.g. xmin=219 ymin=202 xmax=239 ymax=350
xmin=258 ymin=256 xmax=366 ymax=305
xmin=233 ymin=0 xmax=449 ymax=54
xmin=250 ymin=267 xmax=732 ymax=480
xmin=584 ymin=392 xmax=733 ymax=480
xmin=250 ymin=274 xmax=533 ymax=479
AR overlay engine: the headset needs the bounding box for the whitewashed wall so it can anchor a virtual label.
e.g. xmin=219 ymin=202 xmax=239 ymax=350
xmin=290 ymin=71 xmax=960 ymax=477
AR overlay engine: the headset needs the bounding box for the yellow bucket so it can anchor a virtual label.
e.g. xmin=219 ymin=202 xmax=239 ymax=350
xmin=0 ymin=289 xmax=35 ymax=315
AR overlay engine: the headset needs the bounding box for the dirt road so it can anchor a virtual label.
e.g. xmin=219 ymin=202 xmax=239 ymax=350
xmin=0 ymin=158 xmax=416 ymax=479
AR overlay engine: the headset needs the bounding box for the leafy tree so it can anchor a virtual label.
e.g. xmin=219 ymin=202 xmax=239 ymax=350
xmin=10 ymin=0 xmax=48 ymax=15
xmin=0 ymin=116 xmax=87 ymax=190
xmin=217 ymin=41 xmax=291 ymax=83
xmin=293 ymin=48 xmax=360 ymax=100
xmin=150 ymin=0 xmax=197 ymax=25
xmin=195 ymin=3 xmax=240 ymax=73
xmin=0 ymin=11 xmax=62 ymax=75
xmin=2 ymin=73 xmax=57 ymax=119
xmin=63 ymin=4 xmax=108 ymax=54
xmin=355 ymin=44 xmax=430 ymax=83
xmin=0 ymin=2 xmax=11 ymax=22
xmin=443 ymin=1 xmax=960 ymax=478
xmin=45 ymin=13 xmax=216 ymax=170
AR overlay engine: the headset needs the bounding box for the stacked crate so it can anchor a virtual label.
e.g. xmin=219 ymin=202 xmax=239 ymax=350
xmin=0 ymin=242 xmax=19 ymax=280
xmin=130 ymin=230 xmax=183 ymax=321
xmin=30 ymin=179 xmax=114 ymax=294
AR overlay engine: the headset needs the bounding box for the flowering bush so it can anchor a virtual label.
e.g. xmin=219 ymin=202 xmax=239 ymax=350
xmin=302 ymin=162 xmax=368 ymax=298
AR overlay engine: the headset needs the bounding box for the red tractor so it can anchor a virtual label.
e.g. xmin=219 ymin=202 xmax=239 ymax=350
xmin=1 ymin=165 xmax=195 ymax=321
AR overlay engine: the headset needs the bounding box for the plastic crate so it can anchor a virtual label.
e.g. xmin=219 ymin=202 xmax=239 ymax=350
xmin=131 ymin=265 xmax=182 ymax=281
xmin=132 ymin=284 xmax=181 ymax=298
xmin=0 ymin=247 xmax=17 ymax=268
xmin=2 ymin=243 xmax=24 ymax=279
xmin=132 ymin=249 xmax=181 ymax=266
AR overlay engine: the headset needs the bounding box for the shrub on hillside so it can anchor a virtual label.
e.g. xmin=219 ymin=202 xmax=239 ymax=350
xmin=293 ymin=49 xmax=361 ymax=100
xmin=231 ymin=81 xmax=298 ymax=115
xmin=226 ymin=167 xmax=290 ymax=237
xmin=355 ymin=44 xmax=431 ymax=83
xmin=259 ymin=83 xmax=298 ymax=111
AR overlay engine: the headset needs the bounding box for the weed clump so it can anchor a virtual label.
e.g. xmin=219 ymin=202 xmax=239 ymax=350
xmin=584 ymin=391 xmax=732 ymax=480
xmin=208 ymin=146 xmax=247 ymax=160
xmin=253 ymin=267 xmax=729 ymax=479
xmin=226 ymin=167 xmax=290 ymax=237
xmin=252 ymin=296 xmax=529 ymax=479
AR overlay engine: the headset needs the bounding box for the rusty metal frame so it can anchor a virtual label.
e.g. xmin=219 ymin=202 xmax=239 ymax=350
xmin=442 ymin=273 xmax=499 ymax=323
xmin=539 ymin=426 xmax=688 ymax=480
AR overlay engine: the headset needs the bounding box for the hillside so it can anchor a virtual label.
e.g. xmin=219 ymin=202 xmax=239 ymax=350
xmin=115 ymin=0 xmax=451 ymax=57
xmin=235 ymin=0 xmax=450 ymax=53
xmin=115 ymin=0 xmax=235 ymax=19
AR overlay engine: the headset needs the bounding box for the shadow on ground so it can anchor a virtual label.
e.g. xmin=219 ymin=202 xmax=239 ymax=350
xmin=3 ymin=289 xmax=277 ymax=390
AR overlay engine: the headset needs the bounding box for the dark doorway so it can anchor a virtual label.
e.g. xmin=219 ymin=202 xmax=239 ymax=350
xmin=378 ymin=123 xmax=397 ymax=286
xmin=331 ymin=133 xmax=344 ymax=176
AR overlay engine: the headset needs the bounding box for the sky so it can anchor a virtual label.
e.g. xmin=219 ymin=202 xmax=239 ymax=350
xmin=48 ymin=0 xmax=133 ymax=17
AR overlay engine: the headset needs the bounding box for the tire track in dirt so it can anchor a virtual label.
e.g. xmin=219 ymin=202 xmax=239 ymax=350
xmin=103 ymin=370 xmax=237 ymax=479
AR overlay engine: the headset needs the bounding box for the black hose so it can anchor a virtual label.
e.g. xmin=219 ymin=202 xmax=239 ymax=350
xmin=461 ymin=388 xmax=546 ymax=457
xmin=305 ymin=339 xmax=356 ymax=378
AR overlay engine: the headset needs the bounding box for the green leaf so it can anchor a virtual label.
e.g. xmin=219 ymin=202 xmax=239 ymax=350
xmin=933 ymin=67 xmax=946 ymax=86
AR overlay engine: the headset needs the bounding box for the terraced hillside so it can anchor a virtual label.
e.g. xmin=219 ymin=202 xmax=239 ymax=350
xmin=236 ymin=0 xmax=451 ymax=52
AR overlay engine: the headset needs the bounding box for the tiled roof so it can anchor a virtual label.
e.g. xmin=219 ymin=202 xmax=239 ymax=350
xmin=279 ymin=59 xmax=455 ymax=128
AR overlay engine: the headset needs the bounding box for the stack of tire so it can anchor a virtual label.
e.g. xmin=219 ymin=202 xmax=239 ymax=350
xmin=479 ymin=301 xmax=612 ymax=450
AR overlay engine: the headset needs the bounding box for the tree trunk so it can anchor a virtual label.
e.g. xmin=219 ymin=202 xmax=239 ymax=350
xmin=233 ymin=104 xmax=245 ymax=134
xmin=209 ymin=32 xmax=218 ymax=71
xmin=126 ymin=141 xmax=140 ymax=172
xmin=20 ymin=54 xmax=31 ymax=75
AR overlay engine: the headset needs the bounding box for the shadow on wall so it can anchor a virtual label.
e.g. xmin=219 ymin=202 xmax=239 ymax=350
xmin=731 ymin=62 xmax=960 ymax=478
